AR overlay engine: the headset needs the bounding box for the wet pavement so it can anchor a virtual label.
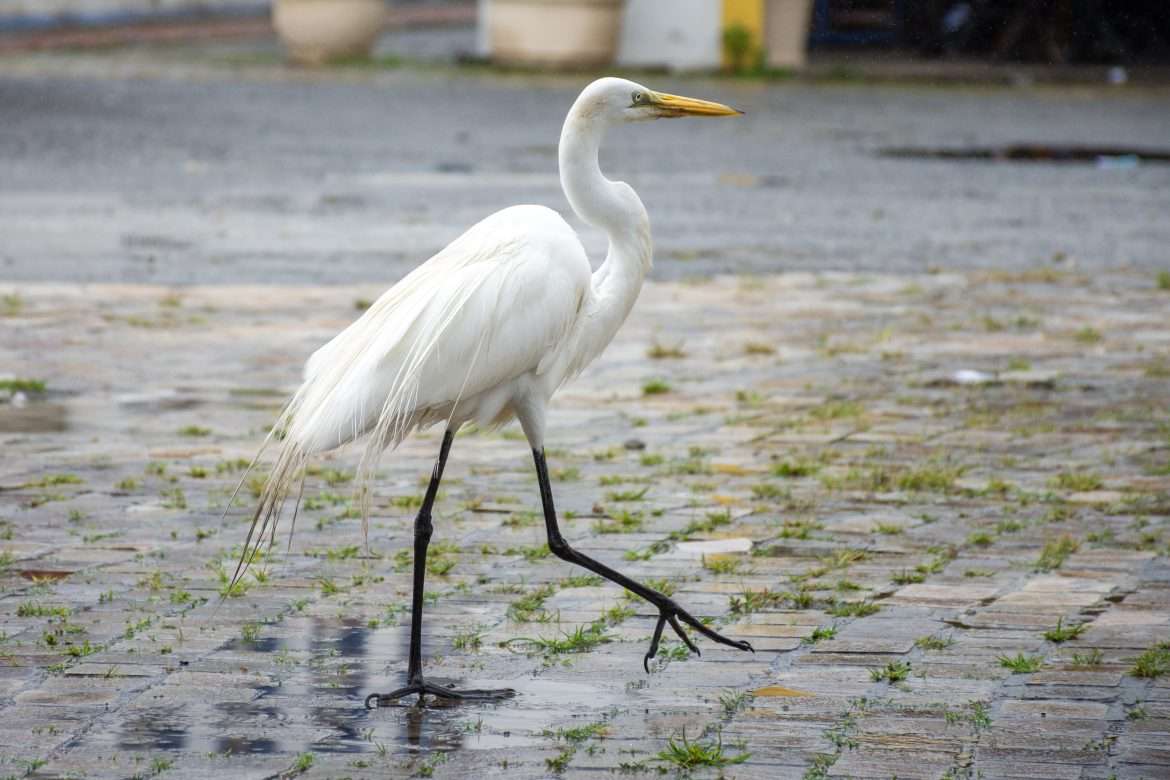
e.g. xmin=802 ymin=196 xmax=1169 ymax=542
xmin=2 ymin=45 xmax=1170 ymax=780
xmin=3 ymin=268 xmax=1169 ymax=779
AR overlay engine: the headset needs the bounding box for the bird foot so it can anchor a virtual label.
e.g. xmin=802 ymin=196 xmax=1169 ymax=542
xmin=643 ymin=599 xmax=754 ymax=672
xmin=365 ymin=679 xmax=516 ymax=708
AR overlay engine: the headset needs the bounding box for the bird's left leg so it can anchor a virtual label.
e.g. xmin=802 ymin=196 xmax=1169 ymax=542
xmin=531 ymin=448 xmax=753 ymax=672
xmin=366 ymin=431 xmax=515 ymax=708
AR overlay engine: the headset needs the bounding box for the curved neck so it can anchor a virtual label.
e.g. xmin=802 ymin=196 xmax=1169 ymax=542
xmin=559 ymin=109 xmax=640 ymax=236
xmin=558 ymin=104 xmax=652 ymax=359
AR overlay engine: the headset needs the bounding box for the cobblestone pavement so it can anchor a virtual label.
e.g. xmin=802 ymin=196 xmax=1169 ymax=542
xmin=2 ymin=264 xmax=1169 ymax=779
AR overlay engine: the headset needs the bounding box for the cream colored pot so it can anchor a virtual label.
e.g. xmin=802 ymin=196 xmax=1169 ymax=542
xmin=765 ymin=0 xmax=813 ymax=69
xmin=490 ymin=0 xmax=625 ymax=68
xmin=273 ymin=0 xmax=387 ymax=65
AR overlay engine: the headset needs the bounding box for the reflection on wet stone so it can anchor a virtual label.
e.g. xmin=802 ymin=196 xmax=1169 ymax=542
xmin=215 ymin=735 xmax=279 ymax=756
xmin=119 ymin=708 xmax=188 ymax=752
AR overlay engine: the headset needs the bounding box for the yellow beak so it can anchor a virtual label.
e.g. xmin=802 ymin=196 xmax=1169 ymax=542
xmin=649 ymin=91 xmax=742 ymax=117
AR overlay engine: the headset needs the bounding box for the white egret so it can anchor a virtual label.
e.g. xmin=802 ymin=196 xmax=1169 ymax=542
xmin=233 ymin=77 xmax=752 ymax=706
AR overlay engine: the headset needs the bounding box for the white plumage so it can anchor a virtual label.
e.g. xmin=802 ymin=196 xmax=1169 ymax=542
xmin=233 ymin=77 xmax=739 ymax=581
xmin=298 ymin=205 xmax=589 ymax=452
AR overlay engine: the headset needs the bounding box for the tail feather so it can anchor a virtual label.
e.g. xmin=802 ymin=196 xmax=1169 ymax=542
xmin=229 ymin=257 xmax=501 ymax=588
xmin=228 ymin=432 xmax=306 ymax=592
xmin=286 ymin=473 xmax=306 ymax=553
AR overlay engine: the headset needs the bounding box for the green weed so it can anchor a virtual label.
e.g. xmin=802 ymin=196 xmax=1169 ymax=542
xmin=594 ymin=510 xmax=644 ymax=534
xmin=827 ymin=600 xmax=879 ymax=618
xmin=1070 ymin=648 xmax=1104 ymax=667
xmin=647 ymin=341 xmax=686 ymax=359
xmin=869 ymin=660 xmax=911 ymax=683
xmin=1035 ymin=535 xmax=1079 ymax=571
xmin=772 ymin=458 xmax=820 ymax=478
xmin=507 ymin=584 xmax=558 ymax=622
xmin=719 ymin=689 xmax=752 ymax=715
xmin=804 ymin=624 xmax=838 ymax=645
xmin=452 ymin=627 xmax=484 ymax=652
xmin=998 ymin=653 xmax=1044 ymax=673
xmin=654 ymin=728 xmax=749 ymax=770
xmin=1049 ymin=471 xmax=1104 ymax=492
xmin=642 ymin=379 xmax=671 ymax=395
xmin=0 ymin=378 xmax=46 ymax=394
xmin=1044 ymin=617 xmax=1087 ymax=643
xmin=915 ymin=634 xmax=954 ymax=651
xmin=1130 ymin=642 xmax=1170 ymax=679
xmin=728 ymin=588 xmax=786 ymax=615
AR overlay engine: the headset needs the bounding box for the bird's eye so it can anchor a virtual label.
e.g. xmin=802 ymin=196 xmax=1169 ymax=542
xmin=631 ymin=92 xmax=644 ymax=105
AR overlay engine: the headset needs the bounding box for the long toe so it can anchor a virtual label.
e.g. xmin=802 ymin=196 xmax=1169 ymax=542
xmin=454 ymin=687 xmax=517 ymax=700
xmin=366 ymin=688 xmax=416 ymax=708
xmin=707 ymin=630 xmax=754 ymax=654
xmin=677 ymin=613 xmax=750 ymax=652
xmin=643 ymin=613 xmax=669 ymax=672
xmin=667 ymin=614 xmax=701 ymax=655
xmin=367 ymin=681 xmax=516 ymax=708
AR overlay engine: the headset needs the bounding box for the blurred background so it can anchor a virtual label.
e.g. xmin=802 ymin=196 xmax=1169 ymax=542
xmin=3 ymin=0 xmax=1169 ymax=67
xmin=6 ymin=0 xmax=1170 ymax=66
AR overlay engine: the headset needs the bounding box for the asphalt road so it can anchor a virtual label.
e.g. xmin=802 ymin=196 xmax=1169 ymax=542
xmin=1 ymin=48 xmax=1168 ymax=285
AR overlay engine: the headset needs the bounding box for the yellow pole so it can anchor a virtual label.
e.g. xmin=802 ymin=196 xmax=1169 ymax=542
xmin=722 ymin=0 xmax=765 ymax=69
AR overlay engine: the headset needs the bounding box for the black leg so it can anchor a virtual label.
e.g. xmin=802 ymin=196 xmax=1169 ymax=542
xmin=366 ymin=431 xmax=515 ymax=708
xmin=532 ymin=448 xmax=753 ymax=671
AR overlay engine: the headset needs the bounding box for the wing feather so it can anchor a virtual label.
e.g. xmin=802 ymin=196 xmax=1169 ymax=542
xmin=230 ymin=205 xmax=589 ymax=586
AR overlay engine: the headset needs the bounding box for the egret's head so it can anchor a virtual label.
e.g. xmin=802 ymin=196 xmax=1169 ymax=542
xmin=575 ymin=77 xmax=741 ymax=124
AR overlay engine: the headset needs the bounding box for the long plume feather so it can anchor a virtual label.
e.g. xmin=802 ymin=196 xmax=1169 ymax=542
xmin=229 ymin=242 xmax=509 ymax=589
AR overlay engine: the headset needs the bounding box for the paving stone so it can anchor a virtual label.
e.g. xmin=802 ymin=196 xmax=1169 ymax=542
xmin=811 ymin=638 xmax=915 ymax=655
xmin=998 ymin=700 xmax=1111 ymax=719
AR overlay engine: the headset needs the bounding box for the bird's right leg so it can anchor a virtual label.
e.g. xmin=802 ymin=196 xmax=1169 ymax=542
xmin=366 ymin=430 xmax=515 ymax=708
xmin=531 ymin=448 xmax=754 ymax=672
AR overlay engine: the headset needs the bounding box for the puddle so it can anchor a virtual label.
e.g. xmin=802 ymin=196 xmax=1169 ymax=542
xmin=120 ymin=708 xmax=189 ymax=751
xmin=121 ymin=705 xmax=282 ymax=756
xmin=365 ymin=677 xmax=626 ymax=752
xmin=225 ymin=636 xmax=284 ymax=653
xmin=108 ymin=618 xmax=626 ymax=761
xmin=880 ymin=144 xmax=1170 ymax=165
xmin=215 ymin=736 xmax=279 ymax=755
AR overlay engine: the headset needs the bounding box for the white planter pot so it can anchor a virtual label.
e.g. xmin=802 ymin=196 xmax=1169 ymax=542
xmin=765 ymin=0 xmax=813 ymax=69
xmin=490 ymin=0 xmax=625 ymax=68
xmin=618 ymin=0 xmax=720 ymax=71
xmin=273 ymin=0 xmax=386 ymax=65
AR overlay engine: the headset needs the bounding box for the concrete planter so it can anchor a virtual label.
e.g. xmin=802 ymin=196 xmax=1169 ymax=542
xmin=764 ymin=0 xmax=813 ymax=69
xmin=618 ymin=0 xmax=719 ymax=71
xmin=273 ymin=0 xmax=386 ymax=65
xmin=490 ymin=0 xmax=625 ymax=68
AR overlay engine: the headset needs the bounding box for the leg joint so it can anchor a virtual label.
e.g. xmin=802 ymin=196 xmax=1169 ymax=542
xmin=547 ymin=534 xmax=574 ymax=560
xmin=414 ymin=513 xmax=433 ymax=544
